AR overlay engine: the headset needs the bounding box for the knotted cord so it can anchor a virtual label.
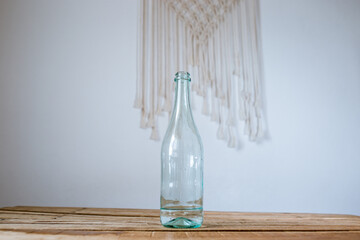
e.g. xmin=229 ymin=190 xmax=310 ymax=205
xmin=134 ymin=0 xmax=265 ymax=147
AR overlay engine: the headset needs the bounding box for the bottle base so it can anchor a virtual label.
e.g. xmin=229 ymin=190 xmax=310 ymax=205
xmin=160 ymin=208 xmax=203 ymax=228
xmin=162 ymin=217 xmax=201 ymax=228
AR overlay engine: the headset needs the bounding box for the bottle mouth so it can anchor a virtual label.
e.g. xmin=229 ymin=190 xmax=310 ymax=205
xmin=175 ymin=71 xmax=191 ymax=82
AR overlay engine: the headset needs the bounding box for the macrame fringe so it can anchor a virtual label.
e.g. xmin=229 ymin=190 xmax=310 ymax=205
xmin=135 ymin=0 xmax=265 ymax=146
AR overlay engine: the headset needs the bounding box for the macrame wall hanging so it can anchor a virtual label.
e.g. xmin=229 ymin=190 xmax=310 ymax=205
xmin=134 ymin=0 xmax=265 ymax=147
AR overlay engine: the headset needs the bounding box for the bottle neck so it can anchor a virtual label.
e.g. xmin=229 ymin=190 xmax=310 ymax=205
xmin=172 ymin=79 xmax=192 ymax=119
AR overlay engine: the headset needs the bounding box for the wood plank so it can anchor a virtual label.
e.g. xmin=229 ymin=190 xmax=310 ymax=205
xmin=1 ymin=206 xmax=360 ymax=239
xmin=4 ymin=206 xmax=359 ymax=221
xmin=5 ymin=206 xmax=359 ymax=220
xmin=1 ymin=208 xmax=360 ymax=232
xmin=2 ymin=206 xmax=85 ymax=214
xmin=1 ymin=230 xmax=360 ymax=240
xmin=2 ymin=206 xmax=159 ymax=217
xmin=1 ymin=214 xmax=359 ymax=231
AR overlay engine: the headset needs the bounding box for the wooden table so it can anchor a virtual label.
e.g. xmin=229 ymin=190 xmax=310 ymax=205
xmin=1 ymin=206 xmax=360 ymax=239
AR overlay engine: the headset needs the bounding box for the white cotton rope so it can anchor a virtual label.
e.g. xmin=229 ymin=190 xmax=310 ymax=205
xmin=135 ymin=0 xmax=265 ymax=147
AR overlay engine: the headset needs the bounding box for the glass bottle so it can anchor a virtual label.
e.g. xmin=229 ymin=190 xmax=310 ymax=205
xmin=160 ymin=71 xmax=204 ymax=228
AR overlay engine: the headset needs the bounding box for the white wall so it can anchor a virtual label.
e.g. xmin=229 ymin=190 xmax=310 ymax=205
xmin=0 ymin=0 xmax=359 ymax=215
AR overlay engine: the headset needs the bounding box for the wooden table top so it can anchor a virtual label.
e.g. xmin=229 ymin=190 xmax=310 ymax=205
xmin=0 ymin=206 xmax=360 ymax=239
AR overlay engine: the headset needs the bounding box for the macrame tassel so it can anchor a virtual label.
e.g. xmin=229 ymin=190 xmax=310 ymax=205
xmin=192 ymin=65 xmax=200 ymax=94
xmin=150 ymin=126 xmax=160 ymax=141
xmin=239 ymin=100 xmax=246 ymax=120
xmin=146 ymin=113 xmax=155 ymax=128
xmin=256 ymin=117 xmax=264 ymax=139
xmin=156 ymin=99 xmax=163 ymax=115
xmin=233 ymin=54 xmax=241 ymax=77
xmin=217 ymin=124 xmax=225 ymax=140
xmin=140 ymin=110 xmax=147 ymax=129
xmin=249 ymin=116 xmax=257 ymax=142
xmin=226 ymin=111 xmax=235 ymax=127
xmin=255 ymin=100 xmax=262 ymax=118
xmin=202 ymin=96 xmax=210 ymax=116
xmin=211 ymin=94 xmax=219 ymax=122
xmin=217 ymin=105 xmax=226 ymax=140
xmin=134 ymin=0 xmax=144 ymax=110
xmin=244 ymin=117 xmax=250 ymax=136
xmin=227 ymin=126 xmax=236 ymax=148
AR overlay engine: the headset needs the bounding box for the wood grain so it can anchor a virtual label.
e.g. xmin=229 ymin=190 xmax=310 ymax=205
xmin=0 ymin=206 xmax=359 ymax=239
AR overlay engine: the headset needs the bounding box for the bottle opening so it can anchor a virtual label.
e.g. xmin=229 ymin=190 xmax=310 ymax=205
xmin=175 ymin=71 xmax=191 ymax=82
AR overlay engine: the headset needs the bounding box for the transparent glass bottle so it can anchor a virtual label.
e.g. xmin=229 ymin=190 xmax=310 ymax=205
xmin=160 ymin=71 xmax=204 ymax=228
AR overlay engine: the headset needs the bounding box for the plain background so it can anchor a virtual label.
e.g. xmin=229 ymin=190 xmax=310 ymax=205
xmin=0 ymin=0 xmax=359 ymax=215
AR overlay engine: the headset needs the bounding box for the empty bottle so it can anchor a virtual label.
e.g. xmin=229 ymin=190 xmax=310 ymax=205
xmin=160 ymin=71 xmax=204 ymax=228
